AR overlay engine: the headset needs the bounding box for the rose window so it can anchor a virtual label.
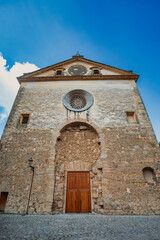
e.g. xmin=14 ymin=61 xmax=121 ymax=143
xmin=70 ymin=96 xmax=86 ymax=109
xmin=63 ymin=89 xmax=94 ymax=112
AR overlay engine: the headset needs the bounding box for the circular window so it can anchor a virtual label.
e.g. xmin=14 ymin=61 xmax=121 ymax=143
xmin=63 ymin=89 xmax=94 ymax=112
xmin=68 ymin=65 xmax=87 ymax=76
xmin=70 ymin=96 xmax=86 ymax=109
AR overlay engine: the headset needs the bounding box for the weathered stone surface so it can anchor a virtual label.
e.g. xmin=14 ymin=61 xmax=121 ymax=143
xmin=0 ymin=67 xmax=160 ymax=215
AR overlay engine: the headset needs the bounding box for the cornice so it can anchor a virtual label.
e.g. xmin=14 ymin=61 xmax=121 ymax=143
xmin=18 ymin=74 xmax=139 ymax=83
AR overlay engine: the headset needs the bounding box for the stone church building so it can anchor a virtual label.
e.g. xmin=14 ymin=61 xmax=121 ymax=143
xmin=0 ymin=54 xmax=160 ymax=215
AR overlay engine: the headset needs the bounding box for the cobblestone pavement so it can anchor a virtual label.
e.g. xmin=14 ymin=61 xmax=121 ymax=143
xmin=0 ymin=214 xmax=160 ymax=240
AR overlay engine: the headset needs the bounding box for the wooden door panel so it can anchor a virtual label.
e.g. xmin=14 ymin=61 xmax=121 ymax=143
xmin=78 ymin=172 xmax=90 ymax=189
xmin=66 ymin=171 xmax=91 ymax=213
xmin=80 ymin=190 xmax=90 ymax=213
xmin=66 ymin=190 xmax=78 ymax=213
xmin=67 ymin=172 xmax=78 ymax=189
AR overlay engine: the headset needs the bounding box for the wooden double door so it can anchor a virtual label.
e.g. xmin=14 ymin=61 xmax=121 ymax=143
xmin=66 ymin=171 xmax=91 ymax=213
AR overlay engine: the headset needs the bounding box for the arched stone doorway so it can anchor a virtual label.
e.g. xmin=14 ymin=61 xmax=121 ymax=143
xmin=52 ymin=122 xmax=102 ymax=214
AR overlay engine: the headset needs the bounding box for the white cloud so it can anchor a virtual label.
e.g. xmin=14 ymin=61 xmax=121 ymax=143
xmin=0 ymin=53 xmax=39 ymax=113
xmin=0 ymin=113 xmax=7 ymax=122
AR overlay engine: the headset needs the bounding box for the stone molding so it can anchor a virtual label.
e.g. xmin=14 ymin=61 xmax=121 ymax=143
xmin=18 ymin=74 xmax=139 ymax=83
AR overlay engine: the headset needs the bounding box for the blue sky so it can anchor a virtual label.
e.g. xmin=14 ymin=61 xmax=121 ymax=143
xmin=0 ymin=0 xmax=159 ymax=141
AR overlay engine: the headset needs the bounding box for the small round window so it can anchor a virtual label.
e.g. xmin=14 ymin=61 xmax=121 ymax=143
xmin=63 ymin=89 xmax=94 ymax=112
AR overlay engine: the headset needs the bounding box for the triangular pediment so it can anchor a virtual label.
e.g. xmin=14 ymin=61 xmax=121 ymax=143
xmin=18 ymin=55 xmax=139 ymax=83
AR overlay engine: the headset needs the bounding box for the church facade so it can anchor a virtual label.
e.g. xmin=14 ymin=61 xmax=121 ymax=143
xmin=0 ymin=54 xmax=160 ymax=215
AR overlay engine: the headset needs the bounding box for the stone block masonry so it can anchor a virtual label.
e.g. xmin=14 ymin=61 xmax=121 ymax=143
xmin=0 ymin=62 xmax=160 ymax=215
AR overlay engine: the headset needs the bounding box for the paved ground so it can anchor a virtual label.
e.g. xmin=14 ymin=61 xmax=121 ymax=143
xmin=0 ymin=214 xmax=160 ymax=240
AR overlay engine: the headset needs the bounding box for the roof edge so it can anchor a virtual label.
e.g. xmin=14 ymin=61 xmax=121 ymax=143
xmin=17 ymin=56 xmax=139 ymax=80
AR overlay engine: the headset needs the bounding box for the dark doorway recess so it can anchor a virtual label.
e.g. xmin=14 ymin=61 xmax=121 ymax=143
xmin=0 ymin=192 xmax=8 ymax=212
xmin=66 ymin=171 xmax=91 ymax=213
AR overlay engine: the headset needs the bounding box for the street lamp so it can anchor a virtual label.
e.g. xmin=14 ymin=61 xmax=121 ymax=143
xmin=26 ymin=158 xmax=35 ymax=214
xmin=28 ymin=158 xmax=34 ymax=171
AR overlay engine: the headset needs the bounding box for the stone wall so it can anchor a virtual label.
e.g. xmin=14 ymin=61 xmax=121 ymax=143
xmin=102 ymin=126 xmax=160 ymax=214
xmin=0 ymin=79 xmax=160 ymax=214
xmin=0 ymin=129 xmax=55 ymax=214
xmin=3 ymin=80 xmax=156 ymax=133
